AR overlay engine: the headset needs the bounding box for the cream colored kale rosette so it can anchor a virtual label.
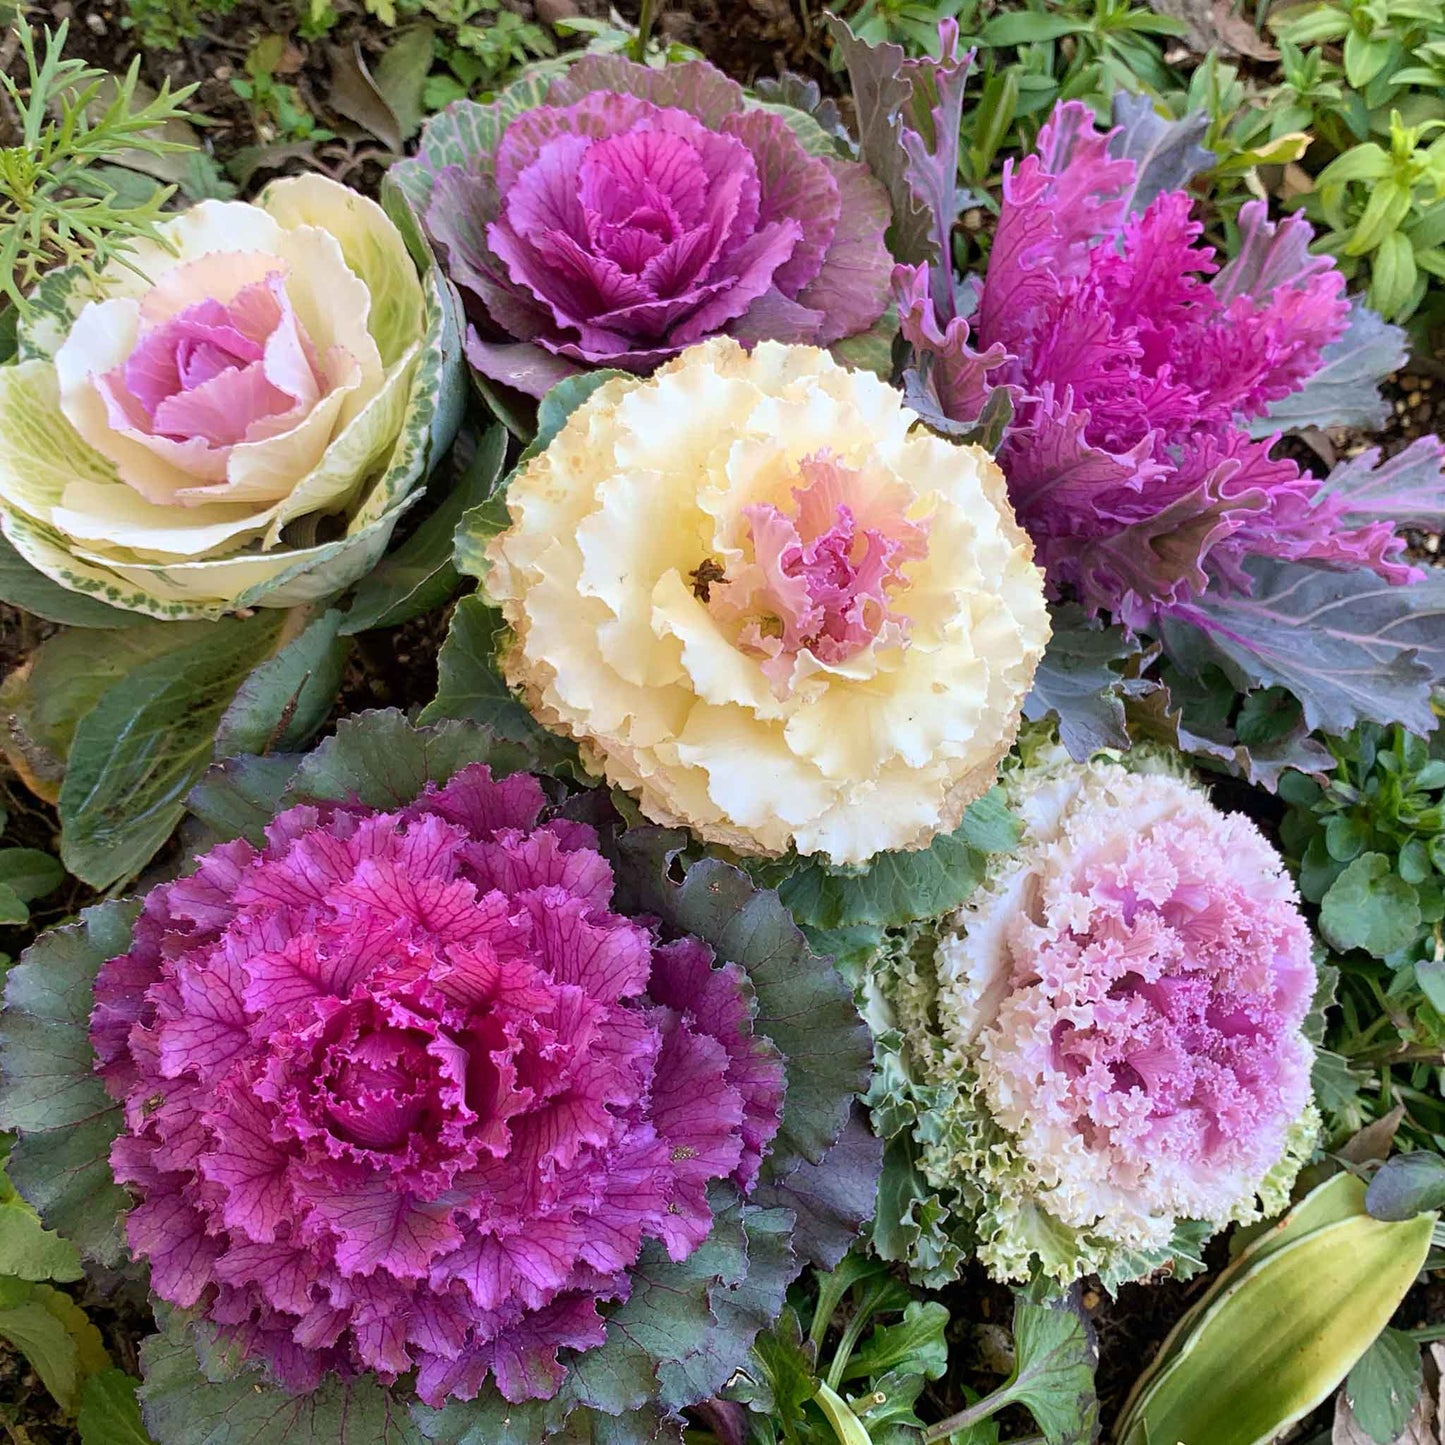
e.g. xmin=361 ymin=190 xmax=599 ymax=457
xmin=478 ymin=338 xmax=1050 ymax=864
xmin=0 ymin=174 xmax=462 ymax=620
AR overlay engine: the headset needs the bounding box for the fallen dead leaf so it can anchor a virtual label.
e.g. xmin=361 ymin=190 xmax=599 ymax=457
xmin=1147 ymin=0 xmax=1279 ymax=58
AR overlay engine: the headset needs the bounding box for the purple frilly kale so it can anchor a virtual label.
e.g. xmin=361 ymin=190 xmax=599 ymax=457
xmin=395 ymin=55 xmax=893 ymax=397
xmin=89 ymin=765 xmax=783 ymax=1407
xmin=897 ymin=100 xmax=1426 ymax=628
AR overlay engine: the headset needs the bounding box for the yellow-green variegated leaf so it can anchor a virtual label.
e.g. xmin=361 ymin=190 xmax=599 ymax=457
xmin=1114 ymin=1175 xmax=1434 ymax=1445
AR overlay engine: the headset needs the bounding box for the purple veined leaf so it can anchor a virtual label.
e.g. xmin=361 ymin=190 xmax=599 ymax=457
xmin=893 ymin=263 xmax=1009 ymax=432
xmin=898 ymin=22 xmax=974 ymax=321
xmin=1107 ymin=92 xmax=1213 ymax=215
xmin=1311 ymin=435 xmax=1445 ymax=531
xmin=1159 ymin=557 xmax=1445 ymax=736
xmin=1251 ymin=299 xmax=1406 ymax=437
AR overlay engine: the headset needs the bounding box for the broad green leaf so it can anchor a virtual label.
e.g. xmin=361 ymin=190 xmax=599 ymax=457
xmin=777 ymin=790 xmax=1017 ymax=933
xmin=0 ymin=532 xmax=146 ymax=628
xmin=990 ymin=1299 xmax=1098 ymax=1445
xmin=1 ymin=619 xmax=219 ymax=801
xmin=185 ymin=754 xmax=302 ymax=849
xmin=0 ymin=847 xmax=64 ymax=903
xmin=0 ymin=901 xmax=141 ymax=1267
xmin=615 ymin=836 xmax=871 ymax=1174
xmin=452 ymin=373 xmax=628 ymax=581
xmin=138 ymin=1315 xmax=422 ymax=1445
xmin=841 ymin=1300 xmax=949 ymax=1383
xmin=980 ymin=10 xmax=1086 ymax=43
xmin=1320 ymin=853 xmax=1422 ymax=957
xmin=79 ymin=1369 xmax=154 ymax=1445
xmin=0 ymin=1161 xmax=84 ymax=1281
xmin=1365 ymin=1151 xmax=1445 ymax=1220
xmin=285 ymin=708 xmax=536 ymax=811
xmin=0 ymin=881 xmax=28 ymax=926
xmin=59 ymin=614 xmax=282 ymax=888
xmin=0 ymin=1280 xmax=109 ymax=1415
xmin=214 ymin=609 xmax=350 ymax=758
xmin=1022 ymin=607 xmax=1139 ymax=758
xmin=418 ymin=594 xmax=559 ymax=749
xmin=1345 ymin=1328 xmax=1423 ymax=1445
xmin=342 ymin=425 xmax=508 ymax=634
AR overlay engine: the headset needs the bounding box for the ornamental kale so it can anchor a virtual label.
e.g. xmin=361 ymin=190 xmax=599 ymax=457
xmin=868 ymin=749 xmax=1319 ymax=1289
xmin=898 ymin=98 xmax=1425 ymax=628
xmin=392 ymin=55 xmax=893 ymax=399
xmin=91 ymin=762 xmax=784 ymax=1405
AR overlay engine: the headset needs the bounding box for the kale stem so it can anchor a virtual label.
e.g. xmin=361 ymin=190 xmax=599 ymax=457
xmin=921 ymin=1387 xmax=1010 ymax=1442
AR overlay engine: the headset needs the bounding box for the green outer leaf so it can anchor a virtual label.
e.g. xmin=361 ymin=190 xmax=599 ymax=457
xmin=1345 ymin=1327 xmax=1422 ymax=1445
xmin=342 ymin=424 xmax=509 ymax=635
xmin=0 ymin=900 xmax=142 ymax=1267
xmin=59 ymin=615 xmax=283 ymax=887
xmin=214 ymin=610 xmax=350 ymax=758
xmin=1022 ymin=607 xmax=1138 ymax=758
xmin=185 ymin=754 xmax=302 ymax=850
xmin=613 ymin=834 xmax=872 ymax=1174
xmin=0 ymin=532 xmax=147 ymax=628
xmin=138 ymin=1315 xmax=423 ymax=1445
xmin=777 ymin=790 xmax=1017 ymax=933
xmin=452 ymin=371 xmax=630 ymax=583
xmin=2 ymin=621 xmax=218 ymax=767
xmin=1319 ymin=852 xmax=1423 ymax=957
xmin=283 ymin=708 xmax=537 ymax=811
xmin=79 ymin=1369 xmax=154 ymax=1445
xmin=0 ymin=1182 xmax=85 ymax=1281
xmin=0 ymin=847 xmax=64 ymax=903
xmin=418 ymin=594 xmax=564 ymax=752
xmin=0 ymin=1280 xmax=109 ymax=1415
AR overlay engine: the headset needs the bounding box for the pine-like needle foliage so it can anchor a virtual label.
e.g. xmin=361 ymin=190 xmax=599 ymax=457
xmin=0 ymin=19 xmax=198 ymax=314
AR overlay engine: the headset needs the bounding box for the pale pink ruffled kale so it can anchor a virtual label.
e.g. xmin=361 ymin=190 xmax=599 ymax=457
xmin=979 ymin=773 xmax=1318 ymax=1229
xmin=395 ymin=56 xmax=893 ymax=397
xmin=897 ymin=100 xmax=1419 ymax=627
xmin=89 ymin=765 xmax=783 ymax=1407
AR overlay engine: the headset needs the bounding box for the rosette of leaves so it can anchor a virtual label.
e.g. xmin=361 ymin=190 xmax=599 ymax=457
xmin=0 ymin=709 xmax=877 ymax=1445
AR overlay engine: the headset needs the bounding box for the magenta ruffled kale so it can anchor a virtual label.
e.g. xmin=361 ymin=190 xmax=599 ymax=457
xmin=391 ymin=55 xmax=893 ymax=397
xmin=898 ymin=100 xmax=1424 ymax=626
xmin=89 ymin=764 xmax=785 ymax=1407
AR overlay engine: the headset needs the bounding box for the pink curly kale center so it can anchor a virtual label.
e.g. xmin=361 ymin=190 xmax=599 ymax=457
xmin=983 ymin=781 xmax=1316 ymax=1217
xmin=707 ymin=452 xmax=929 ymax=694
xmin=90 ymin=766 xmax=783 ymax=1407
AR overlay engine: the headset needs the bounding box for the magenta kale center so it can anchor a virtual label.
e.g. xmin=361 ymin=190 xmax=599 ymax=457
xmin=90 ymin=765 xmax=783 ymax=1407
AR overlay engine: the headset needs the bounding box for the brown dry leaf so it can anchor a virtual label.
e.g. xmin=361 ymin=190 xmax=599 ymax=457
xmin=325 ymin=42 xmax=403 ymax=154
xmin=1339 ymin=1104 xmax=1407 ymax=1164
xmin=1147 ymin=0 xmax=1279 ymax=58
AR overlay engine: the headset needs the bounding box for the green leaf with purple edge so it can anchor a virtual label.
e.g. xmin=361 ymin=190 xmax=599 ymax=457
xmin=185 ymin=754 xmax=302 ymax=849
xmin=0 ymin=900 xmax=140 ymax=1269
xmin=138 ymin=1311 xmax=424 ymax=1445
xmin=1311 ymin=435 xmax=1445 ymax=532
xmin=1159 ymin=558 xmax=1445 ymax=737
xmin=1023 ymin=607 xmax=1141 ymax=758
xmin=1252 ymin=300 xmax=1406 ymax=437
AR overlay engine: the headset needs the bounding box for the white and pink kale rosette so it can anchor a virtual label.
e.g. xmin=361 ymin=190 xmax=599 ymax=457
xmin=869 ymin=746 xmax=1320 ymax=1289
xmin=0 ymin=713 xmax=875 ymax=1441
xmin=0 ymin=175 xmax=462 ymax=620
